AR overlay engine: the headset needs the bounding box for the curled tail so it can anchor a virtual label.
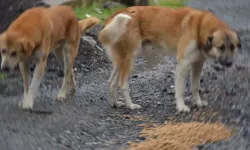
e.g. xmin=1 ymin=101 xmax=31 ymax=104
xmin=100 ymin=13 xmax=132 ymax=43
xmin=78 ymin=17 xmax=100 ymax=36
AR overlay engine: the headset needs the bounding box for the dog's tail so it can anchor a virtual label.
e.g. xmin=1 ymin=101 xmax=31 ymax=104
xmin=78 ymin=17 xmax=100 ymax=36
xmin=100 ymin=13 xmax=132 ymax=43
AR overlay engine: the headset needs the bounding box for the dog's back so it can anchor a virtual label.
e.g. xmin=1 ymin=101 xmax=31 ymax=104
xmin=7 ymin=6 xmax=79 ymax=47
xmin=100 ymin=6 xmax=230 ymax=54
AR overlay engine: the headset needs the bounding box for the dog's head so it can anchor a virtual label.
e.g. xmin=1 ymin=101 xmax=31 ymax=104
xmin=203 ymin=29 xmax=241 ymax=67
xmin=0 ymin=32 xmax=34 ymax=72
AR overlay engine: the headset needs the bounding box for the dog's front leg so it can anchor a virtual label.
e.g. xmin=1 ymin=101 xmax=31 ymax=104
xmin=21 ymin=58 xmax=47 ymax=110
xmin=175 ymin=38 xmax=200 ymax=113
xmin=19 ymin=60 xmax=30 ymax=104
xmin=191 ymin=59 xmax=207 ymax=107
xmin=175 ymin=61 xmax=190 ymax=113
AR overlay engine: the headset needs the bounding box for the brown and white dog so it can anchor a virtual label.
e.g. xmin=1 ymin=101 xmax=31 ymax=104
xmin=99 ymin=6 xmax=241 ymax=112
xmin=0 ymin=6 xmax=100 ymax=110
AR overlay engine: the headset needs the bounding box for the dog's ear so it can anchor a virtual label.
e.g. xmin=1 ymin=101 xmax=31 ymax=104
xmin=0 ymin=34 xmax=7 ymax=48
xmin=0 ymin=35 xmax=3 ymax=48
xmin=21 ymin=39 xmax=34 ymax=57
xmin=204 ymin=35 xmax=213 ymax=50
xmin=236 ymin=32 xmax=241 ymax=49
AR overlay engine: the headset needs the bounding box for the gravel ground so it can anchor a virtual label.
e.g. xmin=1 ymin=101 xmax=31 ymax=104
xmin=187 ymin=0 xmax=250 ymax=149
xmin=0 ymin=0 xmax=250 ymax=150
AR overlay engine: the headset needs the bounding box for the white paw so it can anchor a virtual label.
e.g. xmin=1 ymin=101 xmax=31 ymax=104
xmin=114 ymin=101 xmax=125 ymax=107
xmin=109 ymin=100 xmax=125 ymax=108
xmin=176 ymin=103 xmax=190 ymax=113
xmin=20 ymin=99 xmax=34 ymax=110
xmin=55 ymin=96 xmax=65 ymax=101
xmin=195 ymin=100 xmax=208 ymax=108
xmin=127 ymin=103 xmax=141 ymax=110
xmin=56 ymin=92 xmax=67 ymax=101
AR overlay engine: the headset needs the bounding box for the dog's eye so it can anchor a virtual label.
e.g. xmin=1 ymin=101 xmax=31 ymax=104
xmin=219 ymin=44 xmax=225 ymax=51
xmin=230 ymin=44 xmax=235 ymax=51
xmin=1 ymin=49 xmax=6 ymax=54
xmin=10 ymin=52 xmax=17 ymax=57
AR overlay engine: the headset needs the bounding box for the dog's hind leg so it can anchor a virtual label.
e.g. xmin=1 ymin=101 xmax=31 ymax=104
xmin=54 ymin=42 xmax=66 ymax=69
xmin=107 ymin=63 xmax=125 ymax=107
xmin=67 ymin=42 xmax=78 ymax=94
xmin=190 ymin=59 xmax=207 ymax=107
xmin=118 ymin=57 xmax=141 ymax=110
xmin=57 ymin=19 xmax=79 ymax=100
xmin=53 ymin=42 xmax=67 ymax=77
xmin=56 ymin=42 xmax=77 ymax=100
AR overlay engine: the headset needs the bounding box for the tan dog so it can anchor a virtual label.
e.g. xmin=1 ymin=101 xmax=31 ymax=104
xmin=99 ymin=6 xmax=241 ymax=112
xmin=0 ymin=6 xmax=100 ymax=110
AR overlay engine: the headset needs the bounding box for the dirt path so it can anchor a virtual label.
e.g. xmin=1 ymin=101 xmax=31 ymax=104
xmin=0 ymin=0 xmax=250 ymax=150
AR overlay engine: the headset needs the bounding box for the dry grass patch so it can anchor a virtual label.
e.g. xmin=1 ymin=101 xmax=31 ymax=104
xmin=128 ymin=122 xmax=232 ymax=150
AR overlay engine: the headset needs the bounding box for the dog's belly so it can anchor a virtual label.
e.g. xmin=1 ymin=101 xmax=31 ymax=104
xmin=142 ymin=40 xmax=177 ymax=56
xmin=51 ymin=40 xmax=66 ymax=51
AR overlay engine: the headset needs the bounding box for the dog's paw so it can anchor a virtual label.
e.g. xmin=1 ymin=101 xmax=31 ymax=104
xmin=20 ymin=100 xmax=33 ymax=110
xmin=176 ymin=103 xmax=190 ymax=113
xmin=195 ymin=100 xmax=208 ymax=108
xmin=56 ymin=92 xmax=67 ymax=101
xmin=115 ymin=101 xmax=125 ymax=107
xmin=127 ymin=103 xmax=141 ymax=110
xmin=55 ymin=96 xmax=65 ymax=101
xmin=109 ymin=100 xmax=125 ymax=108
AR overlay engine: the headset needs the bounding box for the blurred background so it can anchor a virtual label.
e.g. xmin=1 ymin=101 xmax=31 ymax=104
xmin=44 ymin=0 xmax=186 ymax=21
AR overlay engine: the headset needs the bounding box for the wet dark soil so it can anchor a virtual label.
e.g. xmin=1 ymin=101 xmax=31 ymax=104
xmin=1 ymin=0 xmax=250 ymax=150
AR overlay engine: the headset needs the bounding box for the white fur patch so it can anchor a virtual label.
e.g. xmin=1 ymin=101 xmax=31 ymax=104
xmin=103 ymin=45 xmax=113 ymax=61
xmin=1 ymin=55 xmax=7 ymax=68
xmin=184 ymin=40 xmax=200 ymax=64
xmin=104 ymin=13 xmax=132 ymax=44
xmin=208 ymin=47 xmax=220 ymax=59
xmin=116 ymin=13 xmax=132 ymax=20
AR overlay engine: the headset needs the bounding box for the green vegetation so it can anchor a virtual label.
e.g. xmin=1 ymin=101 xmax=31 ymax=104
xmin=74 ymin=3 xmax=125 ymax=22
xmin=152 ymin=0 xmax=186 ymax=7
xmin=0 ymin=73 xmax=6 ymax=81
xmin=73 ymin=0 xmax=187 ymax=22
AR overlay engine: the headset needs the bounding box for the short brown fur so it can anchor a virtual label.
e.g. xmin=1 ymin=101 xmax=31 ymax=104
xmin=99 ymin=6 xmax=241 ymax=112
xmin=0 ymin=6 xmax=100 ymax=110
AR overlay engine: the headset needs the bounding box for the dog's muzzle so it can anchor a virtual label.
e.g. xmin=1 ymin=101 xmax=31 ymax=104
xmin=1 ymin=65 xmax=10 ymax=72
xmin=218 ymin=57 xmax=233 ymax=67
